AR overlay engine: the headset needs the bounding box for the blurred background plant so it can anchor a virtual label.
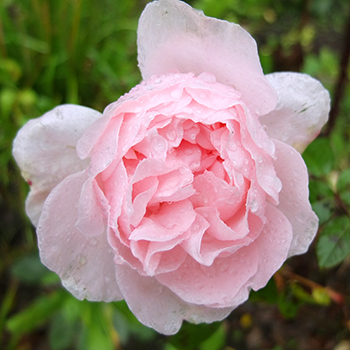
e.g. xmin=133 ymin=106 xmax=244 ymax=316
xmin=1 ymin=0 xmax=350 ymax=349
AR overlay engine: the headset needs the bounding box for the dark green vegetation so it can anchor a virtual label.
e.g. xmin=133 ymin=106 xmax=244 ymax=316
xmin=1 ymin=0 xmax=350 ymax=349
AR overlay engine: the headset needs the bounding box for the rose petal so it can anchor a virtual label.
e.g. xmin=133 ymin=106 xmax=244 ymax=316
xmin=190 ymin=170 xmax=244 ymax=221
xmin=115 ymin=264 xmax=233 ymax=335
xmin=130 ymin=236 xmax=188 ymax=275
xmin=137 ymin=0 xmax=277 ymax=115
xmin=249 ymin=203 xmax=293 ymax=290
xmin=37 ymin=170 xmax=122 ymax=302
xmin=260 ymin=72 xmax=330 ymax=152
xmin=75 ymin=178 xmax=108 ymax=237
xmin=273 ymin=140 xmax=319 ymax=256
xmin=13 ymin=104 xmax=102 ymax=225
xmin=129 ymin=200 xmax=196 ymax=242
xmin=156 ymin=246 xmax=258 ymax=307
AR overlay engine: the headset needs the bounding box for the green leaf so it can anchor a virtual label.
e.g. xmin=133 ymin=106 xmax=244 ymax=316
xmin=337 ymin=169 xmax=350 ymax=206
xmin=308 ymin=179 xmax=333 ymax=203
xmin=49 ymin=312 xmax=77 ymax=350
xmin=113 ymin=301 xmax=156 ymax=342
xmin=277 ymin=295 xmax=302 ymax=319
xmin=337 ymin=169 xmax=350 ymax=192
xmin=317 ymin=216 xmax=350 ymax=268
xmin=312 ymin=288 xmax=331 ymax=306
xmin=11 ymin=251 xmax=51 ymax=284
xmin=78 ymin=303 xmax=116 ymax=350
xmin=200 ymin=324 xmax=226 ymax=350
xmin=169 ymin=322 xmax=221 ymax=350
xmin=303 ymin=138 xmax=334 ymax=177
xmin=112 ymin=309 xmax=131 ymax=345
xmin=249 ymin=278 xmax=279 ymax=304
xmin=312 ymin=201 xmax=333 ymax=225
xmin=290 ymin=283 xmax=314 ymax=304
xmin=6 ymin=291 xmax=66 ymax=336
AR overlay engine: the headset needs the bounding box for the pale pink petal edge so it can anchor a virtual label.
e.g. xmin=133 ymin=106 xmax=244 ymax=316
xmin=37 ymin=170 xmax=122 ymax=302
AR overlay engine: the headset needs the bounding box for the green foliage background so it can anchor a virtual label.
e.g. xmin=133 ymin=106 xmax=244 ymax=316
xmin=1 ymin=0 xmax=350 ymax=349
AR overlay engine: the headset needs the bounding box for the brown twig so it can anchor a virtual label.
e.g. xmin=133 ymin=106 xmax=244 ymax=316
xmin=279 ymin=267 xmax=345 ymax=305
xmin=324 ymin=10 xmax=350 ymax=136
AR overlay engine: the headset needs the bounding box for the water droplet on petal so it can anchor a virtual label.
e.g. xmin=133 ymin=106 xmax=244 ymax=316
xmin=192 ymin=224 xmax=200 ymax=231
xmin=89 ymin=238 xmax=98 ymax=246
xmin=79 ymin=255 xmax=87 ymax=265
xmin=171 ymin=89 xmax=182 ymax=100
xmin=219 ymin=264 xmax=229 ymax=273
xmin=166 ymin=223 xmax=177 ymax=230
xmin=296 ymin=211 xmax=306 ymax=222
xmin=166 ymin=130 xmax=176 ymax=141
xmin=250 ymin=200 xmax=259 ymax=213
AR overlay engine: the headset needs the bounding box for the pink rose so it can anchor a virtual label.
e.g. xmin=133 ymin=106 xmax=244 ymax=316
xmin=13 ymin=0 xmax=330 ymax=334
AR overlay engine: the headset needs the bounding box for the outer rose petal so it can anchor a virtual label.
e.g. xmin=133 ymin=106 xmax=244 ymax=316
xmin=137 ymin=0 xmax=277 ymax=115
xmin=37 ymin=170 xmax=122 ymax=302
xmin=13 ymin=104 xmax=102 ymax=225
xmin=115 ymin=264 xmax=232 ymax=335
xmin=249 ymin=204 xmax=293 ymax=290
xmin=273 ymin=140 xmax=319 ymax=256
xmin=260 ymin=72 xmax=330 ymax=152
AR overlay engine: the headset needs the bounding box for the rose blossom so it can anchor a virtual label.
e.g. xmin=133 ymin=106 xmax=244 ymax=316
xmin=13 ymin=0 xmax=330 ymax=334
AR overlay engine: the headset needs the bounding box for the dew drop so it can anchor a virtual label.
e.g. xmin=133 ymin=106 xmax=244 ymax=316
xmin=152 ymin=139 xmax=166 ymax=153
xmin=170 ymin=89 xmax=182 ymax=99
xmin=296 ymin=211 xmax=306 ymax=223
xmin=166 ymin=130 xmax=176 ymax=141
xmin=200 ymin=264 xmax=216 ymax=277
xmin=145 ymin=84 xmax=154 ymax=91
xmin=79 ymin=255 xmax=87 ymax=265
xmin=89 ymin=238 xmax=98 ymax=246
xmin=185 ymin=148 xmax=193 ymax=156
xmin=250 ymin=200 xmax=259 ymax=213
xmin=192 ymin=224 xmax=200 ymax=231
xmin=219 ymin=264 xmax=229 ymax=273
xmin=166 ymin=222 xmax=177 ymax=230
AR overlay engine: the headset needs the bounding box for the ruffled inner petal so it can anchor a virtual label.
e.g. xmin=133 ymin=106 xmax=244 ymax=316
xmin=129 ymin=200 xmax=196 ymax=242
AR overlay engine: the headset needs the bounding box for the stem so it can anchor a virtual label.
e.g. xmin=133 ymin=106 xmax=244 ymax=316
xmin=279 ymin=267 xmax=344 ymax=305
xmin=324 ymin=10 xmax=350 ymax=136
